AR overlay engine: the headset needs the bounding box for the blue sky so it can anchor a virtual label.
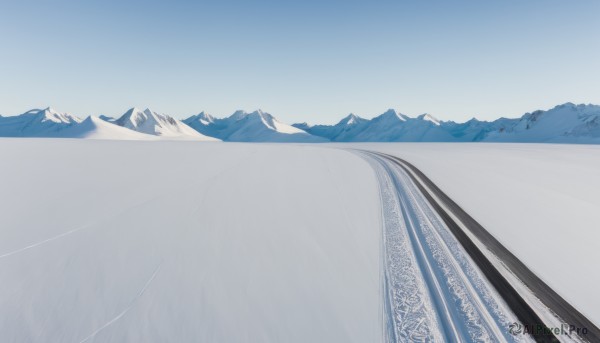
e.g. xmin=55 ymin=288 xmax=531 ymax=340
xmin=1 ymin=0 xmax=598 ymax=123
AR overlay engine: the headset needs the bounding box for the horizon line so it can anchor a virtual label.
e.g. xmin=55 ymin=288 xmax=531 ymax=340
xmin=1 ymin=101 xmax=597 ymax=124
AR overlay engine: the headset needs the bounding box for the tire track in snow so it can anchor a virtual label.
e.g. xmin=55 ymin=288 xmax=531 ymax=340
xmin=0 ymin=224 xmax=92 ymax=260
xmin=0 ymin=172 xmax=224 ymax=261
xmin=355 ymin=150 xmax=532 ymax=343
xmin=78 ymin=261 xmax=163 ymax=343
xmin=0 ymin=198 xmax=159 ymax=260
xmin=372 ymin=157 xmax=443 ymax=342
xmin=375 ymin=151 xmax=599 ymax=343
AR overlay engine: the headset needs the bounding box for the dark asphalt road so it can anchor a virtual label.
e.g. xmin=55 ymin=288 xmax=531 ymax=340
xmin=371 ymin=151 xmax=599 ymax=343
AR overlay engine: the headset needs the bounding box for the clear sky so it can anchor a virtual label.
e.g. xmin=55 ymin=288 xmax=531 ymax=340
xmin=1 ymin=0 xmax=599 ymax=123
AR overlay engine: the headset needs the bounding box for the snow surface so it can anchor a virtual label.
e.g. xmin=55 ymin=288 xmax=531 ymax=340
xmin=58 ymin=116 xmax=157 ymax=140
xmin=353 ymin=142 xmax=600 ymax=326
xmin=115 ymin=108 xmax=219 ymax=141
xmin=357 ymin=151 xmax=527 ymax=342
xmin=0 ymin=107 xmax=81 ymax=137
xmin=0 ymin=140 xmax=379 ymax=342
xmin=2 ymin=102 xmax=600 ymax=143
xmin=297 ymin=103 xmax=600 ymax=143
xmin=293 ymin=114 xmax=370 ymax=142
xmin=1 ymin=139 xmax=598 ymax=341
xmin=485 ymin=103 xmax=600 ymax=143
xmin=184 ymin=109 xmax=326 ymax=142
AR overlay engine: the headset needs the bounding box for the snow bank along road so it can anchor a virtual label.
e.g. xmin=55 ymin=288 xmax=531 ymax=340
xmin=354 ymin=149 xmax=599 ymax=343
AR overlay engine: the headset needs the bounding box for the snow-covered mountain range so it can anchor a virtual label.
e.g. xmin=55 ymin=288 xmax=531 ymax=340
xmin=295 ymin=103 xmax=600 ymax=143
xmin=1 ymin=103 xmax=599 ymax=143
xmin=113 ymin=108 xmax=218 ymax=141
xmin=59 ymin=116 xmax=157 ymax=140
xmin=183 ymin=109 xmax=326 ymax=142
xmin=0 ymin=107 xmax=82 ymax=137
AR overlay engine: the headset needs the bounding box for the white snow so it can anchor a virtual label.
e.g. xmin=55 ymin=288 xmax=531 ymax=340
xmin=115 ymin=108 xmax=220 ymax=141
xmin=354 ymin=142 xmax=600 ymax=326
xmin=358 ymin=151 xmax=526 ymax=342
xmin=0 ymin=107 xmax=82 ymax=137
xmin=226 ymin=110 xmax=325 ymax=142
xmin=486 ymin=103 xmax=600 ymax=143
xmin=184 ymin=109 xmax=326 ymax=142
xmin=0 ymin=140 xmax=380 ymax=342
xmin=297 ymin=103 xmax=600 ymax=143
xmin=418 ymin=113 xmax=441 ymax=126
xmin=293 ymin=114 xmax=369 ymax=142
xmin=58 ymin=116 xmax=157 ymax=140
xmin=3 ymin=103 xmax=600 ymax=143
xmin=1 ymin=139 xmax=598 ymax=341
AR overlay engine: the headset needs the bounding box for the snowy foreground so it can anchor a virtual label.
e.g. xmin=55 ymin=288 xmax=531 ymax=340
xmin=0 ymin=140 xmax=381 ymax=342
xmin=1 ymin=140 xmax=598 ymax=342
xmin=357 ymin=143 xmax=600 ymax=328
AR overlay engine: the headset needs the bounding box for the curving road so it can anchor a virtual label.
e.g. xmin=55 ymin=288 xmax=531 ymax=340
xmin=354 ymin=150 xmax=599 ymax=343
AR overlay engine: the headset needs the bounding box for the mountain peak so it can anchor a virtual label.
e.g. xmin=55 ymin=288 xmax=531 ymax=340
xmin=58 ymin=115 xmax=158 ymax=140
xmin=376 ymin=109 xmax=408 ymax=122
xmin=34 ymin=107 xmax=82 ymax=124
xmin=417 ymin=113 xmax=440 ymax=125
xmin=552 ymin=102 xmax=600 ymax=113
xmin=195 ymin=111 xmax=215 ymax=124
xmin=229 ymin=110 xmax=249 ymax=121
xmin=182 ymin=111 xmax=216 ymax=127
xmin=117 ymin=107 xmax=219 ymax=140
xmin=118 ymin=107 xmax=152 ymax=127
xmin=337 ymin=113 xmax=365 ymax=126
xmin=246 ymin=110 xmax=278 ymax=130
xmin=249 ymin=109 xmax=274 ymax=119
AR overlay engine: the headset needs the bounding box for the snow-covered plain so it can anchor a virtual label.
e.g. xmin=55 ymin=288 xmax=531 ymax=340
xmin=0 ymin=140 xmax=380 ymax=342
xmin=354 ymin=143 xmax=600 ymax=327
xmin=2 ymin=140 xmax=599 ymax=341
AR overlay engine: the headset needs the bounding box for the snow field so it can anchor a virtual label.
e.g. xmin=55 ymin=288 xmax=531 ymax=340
xmin=356 ymin=143 xmax=600 ymax=326
xmin=0 ymin=140 xmax=380 ymax=342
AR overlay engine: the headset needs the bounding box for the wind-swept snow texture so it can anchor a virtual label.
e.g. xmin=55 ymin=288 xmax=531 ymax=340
xmin=0 ymin=140 xmax=379 ymax=342
xmin=355 ymin=143 xmax=600 ymax=330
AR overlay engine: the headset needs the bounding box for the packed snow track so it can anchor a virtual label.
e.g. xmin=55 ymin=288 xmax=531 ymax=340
xmin=355 ymin=151 xmax=529 ymax=342
xmin=354 ymin=150 xmax=598 ymax=343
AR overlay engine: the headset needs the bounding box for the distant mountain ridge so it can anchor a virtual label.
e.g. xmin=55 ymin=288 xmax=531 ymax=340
xmin=60 ymin=116 xmax=157 ymax=140
xmin=0 ymin=103 xmax=599 ymax=143
xmin=183 ymin=109 xmax=326 ymax=142
xmin=294 ymin=103 xmax=600 ymax=143
xmin=114 ymin=108 xmax=218 ymax=141
xmin=0 ymin=107 xmax=81 ymax=137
